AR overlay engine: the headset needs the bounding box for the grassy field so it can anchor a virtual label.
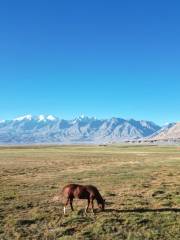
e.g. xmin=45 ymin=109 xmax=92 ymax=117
xmin=0 ymin=145 xmax=180 ymax=240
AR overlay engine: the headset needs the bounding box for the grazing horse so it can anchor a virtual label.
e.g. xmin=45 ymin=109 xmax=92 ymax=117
xmin=62 ymin=184 xmax=105 ymax=215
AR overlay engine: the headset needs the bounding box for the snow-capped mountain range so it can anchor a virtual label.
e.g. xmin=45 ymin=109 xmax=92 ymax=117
xmin=0 ymin=114 xmax=163 ymax=144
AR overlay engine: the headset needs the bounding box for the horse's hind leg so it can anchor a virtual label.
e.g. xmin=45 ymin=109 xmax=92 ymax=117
xmin=85 ymin=199 xmax=90 ymax=214
xmin=70 ymin=198 xmax=74 ymax=211
xmin=63 ymin=198 xmax=69 ymax=215
xmin=90 ymin=199 xmax=95 ymax=213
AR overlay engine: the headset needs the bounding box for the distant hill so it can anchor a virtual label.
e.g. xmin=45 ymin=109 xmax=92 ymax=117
xmin=0 ymin=115 xmax=161 ymax=144
xmin=150 ymin=122 xmax=180 ymax=141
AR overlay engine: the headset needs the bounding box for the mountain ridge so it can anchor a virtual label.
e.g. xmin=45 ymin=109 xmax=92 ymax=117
xmin=0 ymin=115 xmax=161 ymax=144
xmin=150 ymin=122 xmax=180 ymax=141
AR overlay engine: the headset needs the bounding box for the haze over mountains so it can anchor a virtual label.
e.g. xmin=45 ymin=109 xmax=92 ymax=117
xmin=0 ymin=115 xmax=179 ymax=144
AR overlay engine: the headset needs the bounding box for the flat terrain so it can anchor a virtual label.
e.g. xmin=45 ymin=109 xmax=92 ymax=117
xmin=0 ymin=145 xmax=180 ymax=240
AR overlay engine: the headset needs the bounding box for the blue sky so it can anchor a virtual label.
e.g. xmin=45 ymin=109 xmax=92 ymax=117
xmin=0 ymin=0 xmax=180 ymax=125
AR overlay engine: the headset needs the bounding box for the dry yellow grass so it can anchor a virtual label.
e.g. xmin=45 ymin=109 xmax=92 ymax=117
xmin=0 ymin=145 xmax=180 ymax=239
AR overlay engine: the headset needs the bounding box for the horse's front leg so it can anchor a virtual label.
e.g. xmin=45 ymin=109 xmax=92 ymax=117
xmin=63 ymin=198 xmax=69 ymax=215
xmin=85 ymin=199 xmax=90 ymax=214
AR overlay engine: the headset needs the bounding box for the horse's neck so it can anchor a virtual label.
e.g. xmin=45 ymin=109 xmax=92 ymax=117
xmin=96 ymin=193 xmax=103 ymax=204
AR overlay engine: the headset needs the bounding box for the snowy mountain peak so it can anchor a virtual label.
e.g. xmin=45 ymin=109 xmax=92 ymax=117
xmin=46 ymin=115 xmax=57 ymax=121
xmin=37 ymin=115 xmax=57 ymax=122
xmin=77 ymin=115 xmax=97 ymax=121
xmin=78 ymin=115 xmax=89 ymax=120
xmin=14 ymin=115 xmax=32 ymax=121
xmin=13 ymin=114 xmax=57 ymax=122
xmin=37 ymin=115 xmax=46 ymax=122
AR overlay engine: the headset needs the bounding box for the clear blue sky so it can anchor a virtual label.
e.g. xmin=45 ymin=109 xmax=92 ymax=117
xmin=0 ymin=0 xmax=180 ymax=125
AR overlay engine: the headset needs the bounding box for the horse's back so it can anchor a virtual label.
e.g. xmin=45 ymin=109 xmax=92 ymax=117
xmin=62 ymin=184 xmax=101 ymax=199
xmin=85 ymin=185 xmax=101 ymax=196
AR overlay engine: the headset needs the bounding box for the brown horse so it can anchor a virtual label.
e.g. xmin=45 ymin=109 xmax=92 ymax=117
xmin=62 ymin=184 xmax=105 ymax=214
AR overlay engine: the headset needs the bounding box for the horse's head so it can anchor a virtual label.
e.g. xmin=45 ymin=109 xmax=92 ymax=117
xmin=98 ymin=198 xmax=105 ymax=211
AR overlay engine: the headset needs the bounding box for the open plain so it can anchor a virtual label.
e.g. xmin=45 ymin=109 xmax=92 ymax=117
xmin=0 ymin=145 xmax=180 ymax=239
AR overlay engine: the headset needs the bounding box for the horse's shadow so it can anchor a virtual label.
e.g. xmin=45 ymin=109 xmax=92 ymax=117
xmin=105 ymin=207 xmax=180 ymax=213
